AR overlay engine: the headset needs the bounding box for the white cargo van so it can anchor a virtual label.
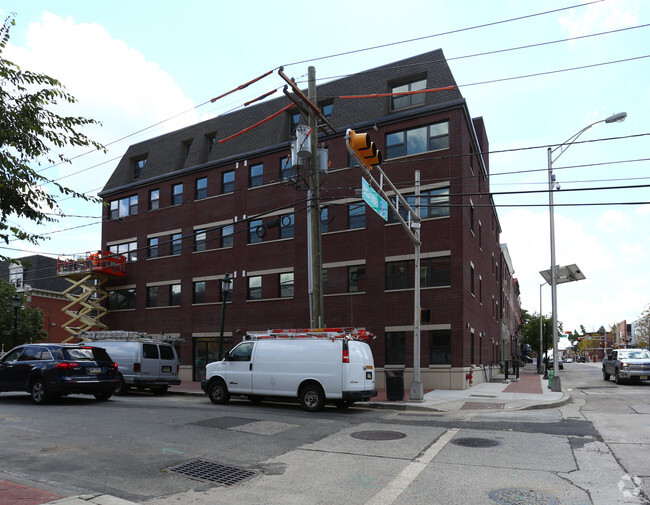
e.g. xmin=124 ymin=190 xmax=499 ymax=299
xmin=86 ymin=340 xmax=180 ymax=395
xmin=200 ymin=331 xmax=377 ymax=411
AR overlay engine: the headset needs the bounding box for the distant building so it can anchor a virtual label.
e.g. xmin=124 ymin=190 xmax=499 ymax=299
xmin=98 ymin=50 xmax=519 ymax=389
xmin=0 ymin=255 xmax=72 ymax=342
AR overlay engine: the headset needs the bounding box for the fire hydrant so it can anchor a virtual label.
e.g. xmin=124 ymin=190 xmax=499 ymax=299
xmin=466 ymin=368 xmax=474 ymax=387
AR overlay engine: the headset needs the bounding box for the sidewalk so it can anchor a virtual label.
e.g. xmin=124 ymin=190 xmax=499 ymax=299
xmin=168 ymin=364 xmax=570 ymax=412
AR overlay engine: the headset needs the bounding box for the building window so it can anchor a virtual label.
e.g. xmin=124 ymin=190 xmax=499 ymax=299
xmin=146 ymin=286 xmax=158 ymax=308
xmin=470 ymin=263 xmax=475 ymax=296
xmin=194 ymin=229 xmax=207 ymax=252
xmin=470 ymin=201 xmax=475 ymax=232
xmin=479 ymin=221 xmax=482 ymax=248
xmin=9 ymin=264 xmax=23 ymax=288
xmin=110 ymin=195 xmax=138 ymax=219
xmin=479 ymin=275 xmax=483 ymax=304
xmin=172 ymin=183 xmax=183 ymax=205
xmin=249 ymin=163 xmax=263 ymax=187
xmin=170 ymin=284 xmax=181 ymax=306
xmin=184 ymin=141 xmax=192 ymax=157
xmin=108 ymin=241 xmax=137 ymax=262
xmin=386 ymin=331 xmax=406 ymax=365
xmin=348 ymin=203 xmax=365 ymax=229
xmin=321 ymin=103 xmax=333 ymax=119
xmin=148 ymin=237 xmax=159 ymax=258
xmin=221 ymin=224 xmax=234 ymax=248
xmin=133 ymin=157 xmax=147 ymax=179
xmin=320 ymin=207 xmax=329 ymax=233
xmin=195 ymin=177 xmax=208 ymax=200
xmin=385 ymin=121 xmax=449 ymax=159
xmin=388 ymin=188 xmax=450 ymax=223
xmin=280 ymin=156 xmax=294 ymax=180
xmin=193 ymin=281 xmax=206 ymax=304
xmin=171 ymin=233 xmax=182 ymax=255
xmin=208 ymin=135 xmax=216 ymax=154
xmin=348 ymin=266 xmax=366 ymax=293
xmin=391 ymin=78 xmax=426 ymax=110
xmin=280 ymin=273 xmax=294 ymax=298
xmin=149 ymin=189 xmax=159 ymax=210
xmin=222 ymin=170 xmax=235 ymax=193
xmin=108 ymin=289 xmax=136 ymax=310
xmin=248 ymin=219 xmax=262 ymax=244
xmin=248 ymin=276 xmax=262 ymax=300
xmin=290 ymin=111 xmax=301 ymax=135
xmin=385 ymin=257 xmax=451 ymax=290
xmin=280 ymin=214 xmax=294 ymax=239
xmin=430 ymin=329 xmax=451 ymax=365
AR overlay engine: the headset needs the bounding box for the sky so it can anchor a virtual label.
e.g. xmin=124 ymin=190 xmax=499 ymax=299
xmin=1 ymin=0 xmax=648 ymax=334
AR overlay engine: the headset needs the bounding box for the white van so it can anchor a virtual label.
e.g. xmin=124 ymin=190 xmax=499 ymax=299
xmin=200 ymin=334 xmax=377 ymax=411
xmin=86 ymin=340 xmax=180 ymax=395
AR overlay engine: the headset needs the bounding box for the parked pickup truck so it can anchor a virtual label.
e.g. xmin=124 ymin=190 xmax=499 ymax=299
xmin=602 ymin=348 xmax=650 ymax=384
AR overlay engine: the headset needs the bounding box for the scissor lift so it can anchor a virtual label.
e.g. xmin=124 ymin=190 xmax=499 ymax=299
xmin=57 ymin=251 xmax=126 ymax=339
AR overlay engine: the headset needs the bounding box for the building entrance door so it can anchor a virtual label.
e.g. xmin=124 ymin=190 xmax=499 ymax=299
xmin=194 ymin=338 xmax=218 ymax=381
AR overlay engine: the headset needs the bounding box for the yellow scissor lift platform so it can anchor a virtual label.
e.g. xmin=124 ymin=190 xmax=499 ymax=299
xmin=57 ymin=251 xmax=127 ymax=340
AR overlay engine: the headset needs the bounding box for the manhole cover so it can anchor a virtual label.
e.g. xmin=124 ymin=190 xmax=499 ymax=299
xmin=167 ymin=459 xmax=256 ymax=486
xmin=451 ymin=437 xmax=500 ymax=448
xmin=489 ymin=488 xmax=558 ymax=505
xmin=351 ymin=430 xmax=406 ymax=441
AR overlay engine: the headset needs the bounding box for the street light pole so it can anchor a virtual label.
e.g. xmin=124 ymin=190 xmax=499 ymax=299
xmin=547 ymin=112 xmax=627 ymax=392
xmin=539 ymin=283 xmax=545 ymax=374
xmin=12 ymin=293 xmax=21 ymax=348
xmin=218 ymin=273 xmax=232 ymax=360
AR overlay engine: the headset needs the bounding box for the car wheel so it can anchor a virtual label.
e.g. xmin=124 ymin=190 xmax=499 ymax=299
xmin=94 ymin=391 xmax=113 ymax=401
xmin=299 ymin=384 xmax=325 ymax=412
xmin=114 ymin=375 xmax=129 ymax=395
xmin=602 ymin=369 xmax=610 ymax=381
xmin=208 ymin=378 xmax=230 ymax=405
xmin=615 ymin=369 xmax=623 ymax=384
xmin=30 ymin=379 xmax=49 ymax=405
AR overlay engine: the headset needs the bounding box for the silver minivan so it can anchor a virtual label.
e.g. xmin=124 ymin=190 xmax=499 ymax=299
xmin=86 ymin=340 xmax=180 ymax=394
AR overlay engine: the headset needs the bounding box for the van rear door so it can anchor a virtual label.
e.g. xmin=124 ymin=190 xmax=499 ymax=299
xmin=344 ymin=341 xmax=375 ymax=393
xmin=159 ymin=344 xmax=178 ymax=380
xmin=141 ymin=343 xmax=160 ymax=378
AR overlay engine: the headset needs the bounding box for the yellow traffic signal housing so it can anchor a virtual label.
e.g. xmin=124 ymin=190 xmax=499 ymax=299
xmin=349 ymin=130 xmax=382 ymax=168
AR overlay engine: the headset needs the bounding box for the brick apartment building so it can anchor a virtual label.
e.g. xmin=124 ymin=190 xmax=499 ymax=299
xmin=98 ymin=49 xmax=519 ymax=389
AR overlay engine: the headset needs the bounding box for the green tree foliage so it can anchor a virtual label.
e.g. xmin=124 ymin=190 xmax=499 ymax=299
xmin=519 ymin=309 xmax=552 ymax=357
xmin=0 ymin=280 xmax=47 ymax=350
xmin=634 ymin=305 xmax=649 ymax=349
xmin=0 ymin=14 xmax=105 ymax=258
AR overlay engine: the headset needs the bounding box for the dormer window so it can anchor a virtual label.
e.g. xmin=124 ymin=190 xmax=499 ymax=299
xmin=133 ymin=157 xmax=147 ymax=179
xmin=391 ymin=78 xmax=426 ymax=110
xmin=9 ymin=263 xmax=23 ymax=288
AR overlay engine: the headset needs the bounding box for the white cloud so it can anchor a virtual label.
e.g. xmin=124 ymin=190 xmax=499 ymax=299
xmin=598 ymin=209 xmax=631 ymax=231
xmin=619 ymin=243 xmax=645 ymax=262
xmin=559 ymin=0 xmax=640 ymax=37
xmin=636 ymin=204 xmax=650 ymax=216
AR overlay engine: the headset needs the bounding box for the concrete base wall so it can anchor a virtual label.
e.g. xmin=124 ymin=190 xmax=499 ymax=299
xmin=377 ymin=365 xmax=500 ymax=391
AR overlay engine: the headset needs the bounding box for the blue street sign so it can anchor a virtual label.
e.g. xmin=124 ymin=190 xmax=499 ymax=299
xmin=362 ymin=178 xmax=388 ymax=221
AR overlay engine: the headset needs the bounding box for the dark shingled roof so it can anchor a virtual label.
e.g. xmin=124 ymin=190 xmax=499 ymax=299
xmin=0 ymin=255 xmax=70 ymax=293
xmin=100 ymin=49 xmax=463 ymax=196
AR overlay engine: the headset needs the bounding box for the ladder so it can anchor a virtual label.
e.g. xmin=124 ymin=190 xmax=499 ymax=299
xmin=247 ymin=328 xmax=374 ymax=341
xmin=77 ymin=330 xmax=181 ymax=343
xmin=57 ymin=251 xmax=127 ymax=339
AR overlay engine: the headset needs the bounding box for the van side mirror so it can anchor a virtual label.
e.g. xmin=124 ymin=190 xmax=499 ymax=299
xmin=223 ymin=352 xmax=230 ymax=361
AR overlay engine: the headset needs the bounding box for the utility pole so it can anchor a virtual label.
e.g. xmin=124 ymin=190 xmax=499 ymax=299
xmin=308 ymin=66 xmax=324 ymax=327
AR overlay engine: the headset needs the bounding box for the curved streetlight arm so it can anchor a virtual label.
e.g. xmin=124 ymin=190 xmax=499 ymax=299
xmin=550 ymin=112 xmax=627 ymax=164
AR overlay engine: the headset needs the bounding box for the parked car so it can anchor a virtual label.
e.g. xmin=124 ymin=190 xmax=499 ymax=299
xmin=565 ymin=357 xmax=573 ymax=363
xmin=202 ymin=333 xmax=377 ymax=412
xmin=85 ymin=340 xmax=180 ymax=395
xmin=577 ymin=356 xmax=587 ymax=363
xmin=547 ymin=357 xmax=564 ymax=370
xmin=0 ymin=343 xmax=119 ymax=404
xmin=602 ymin=348 xmax=650 ymax=384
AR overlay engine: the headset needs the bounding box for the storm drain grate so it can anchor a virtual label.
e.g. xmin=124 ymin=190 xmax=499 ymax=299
xmin=351 ymin=430 xmax=407 ymax=441
xmin=489 ymin=488 xmax=558 ymax=505
xmin=451 ymin=437 xmax=500 ymax=448
xmin=167 ymin=459 xmax=256 ymax=486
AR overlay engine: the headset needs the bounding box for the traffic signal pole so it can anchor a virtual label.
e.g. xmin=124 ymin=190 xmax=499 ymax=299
xmin=346 ymin=129 xmax=424 ymax=401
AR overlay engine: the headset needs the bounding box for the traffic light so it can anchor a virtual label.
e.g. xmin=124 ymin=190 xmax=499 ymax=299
xmin=348 ymin=130 xmax=382 ymax=169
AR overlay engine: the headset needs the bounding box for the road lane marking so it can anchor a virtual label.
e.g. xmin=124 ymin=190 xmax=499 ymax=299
xmin=364 ymin=428 xmax=459 ymax=505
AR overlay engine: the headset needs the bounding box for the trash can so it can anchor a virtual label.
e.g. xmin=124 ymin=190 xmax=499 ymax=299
xmin=385 ymin=370 xmax=404 ymax=401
